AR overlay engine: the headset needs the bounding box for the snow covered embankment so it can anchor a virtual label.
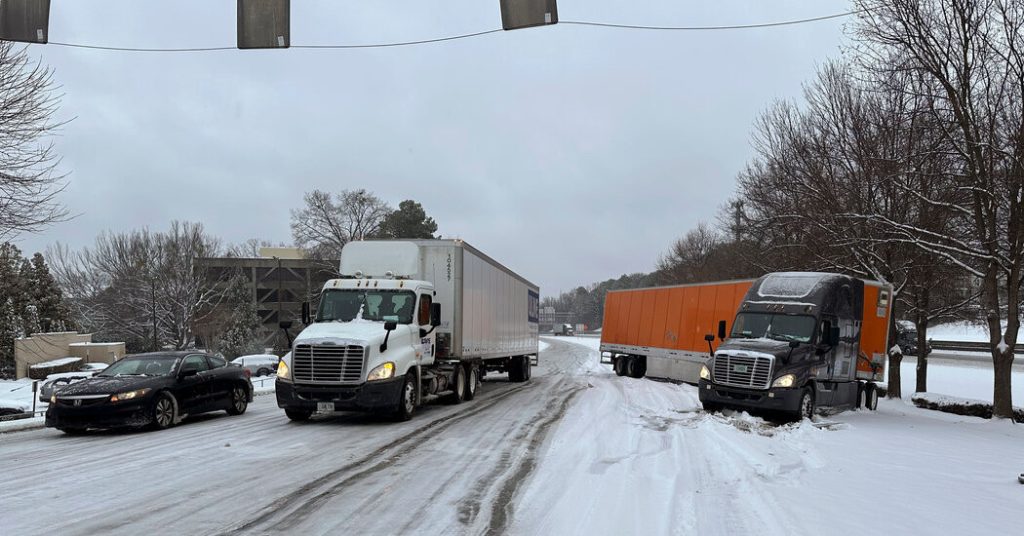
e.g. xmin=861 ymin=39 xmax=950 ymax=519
xmin=912 ymin=392 xmax=1024 ymax=423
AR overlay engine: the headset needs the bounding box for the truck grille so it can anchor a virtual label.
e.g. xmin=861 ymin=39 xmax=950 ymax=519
xmin=293 ymin=344 xmax=366 ymax=384
xmin=713 ymin=354 xmax=773 ymax=389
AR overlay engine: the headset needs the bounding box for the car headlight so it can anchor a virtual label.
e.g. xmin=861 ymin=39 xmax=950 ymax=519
xmin=277 ymin=359 xmax=290 ymax=380
xmin=110 ymin=388 xmax=151 ymax=403
xmin=771 ymin=374 xmax=796 ymax=388
xmin=50 ymin=394 xmax=56 ymax=403
xmin=700 ymin=365 xmax=711 ymax=381
xmin=366 ymin=362 xmax=395 ymax=382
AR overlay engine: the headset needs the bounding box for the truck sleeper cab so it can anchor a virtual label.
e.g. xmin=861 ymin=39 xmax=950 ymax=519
xmin=698 ymin=272 xmax=891 ymax=420
xmin=275 ymin=240 xmax=539 ymax=421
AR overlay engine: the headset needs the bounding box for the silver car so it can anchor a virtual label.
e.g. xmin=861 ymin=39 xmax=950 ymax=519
xmin=38 ymin=363 xmax=109 ymax=403
xmin=231 ymin=354 xmax=281 ymax=377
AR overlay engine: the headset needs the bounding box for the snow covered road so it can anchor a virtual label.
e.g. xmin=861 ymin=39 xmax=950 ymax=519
xmin=2 ymin=337 xmax=1022 ymax=535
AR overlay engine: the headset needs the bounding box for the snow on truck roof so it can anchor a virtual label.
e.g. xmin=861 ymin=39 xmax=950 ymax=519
xmin=756 ymin=272 xmax=844 ymax=299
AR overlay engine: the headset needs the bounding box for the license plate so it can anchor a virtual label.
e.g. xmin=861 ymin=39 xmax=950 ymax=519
xmin=733 ymin=365 xmax=748 ymax=373
xmin=316 ymin=402 xmax=334 ymax=413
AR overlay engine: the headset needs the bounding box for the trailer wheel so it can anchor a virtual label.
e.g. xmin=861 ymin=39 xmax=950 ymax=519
xmin=865 ymin=383 xmax=879 ymax=411
xmin=627 ymin=356 xmax=646 ymax=378
xmin=446 ymin=365 xmax=466 ymax=404
xmin=464 ymin=364 xmax=478 ymax=401
xmin=614 ymin=356 xmax=629 ymax=376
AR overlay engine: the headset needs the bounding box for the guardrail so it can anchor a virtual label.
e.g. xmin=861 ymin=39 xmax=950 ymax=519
xmin=930 ymin=340 xmax=993 ymax=353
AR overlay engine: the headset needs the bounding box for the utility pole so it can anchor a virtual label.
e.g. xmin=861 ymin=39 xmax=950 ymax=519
xmin=731 ymin=200 xmax=744 ymax=243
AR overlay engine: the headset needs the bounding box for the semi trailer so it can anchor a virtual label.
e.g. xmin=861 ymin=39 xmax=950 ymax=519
xmin=276 ymin=239 xmax=539 ymax=421
xmin=600 ymin=272 xmax=892 ymax=419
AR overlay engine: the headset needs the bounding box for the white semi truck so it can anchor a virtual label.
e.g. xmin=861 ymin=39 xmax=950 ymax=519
xmin=275 ymin=240 xmax=540 ymax=421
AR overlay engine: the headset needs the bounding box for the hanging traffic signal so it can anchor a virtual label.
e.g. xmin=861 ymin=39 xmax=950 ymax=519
xmin=0 ymin=0 xmax=50 ymax=44
xmin=499 ymin=0 xmax=558 ymax=31
xmin=237 ymin=0 xmax=290 ymax=49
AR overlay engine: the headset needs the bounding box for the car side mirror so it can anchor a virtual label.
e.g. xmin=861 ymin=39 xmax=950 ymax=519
xmin=179 ymin=368 xmax=199 ymax=379
xmin=717 ymin=320 xmax=727 ymax=340
xmin=430 ymin=303 xmax=441 ymax=328
xmin=301 ymin=302 xmax=311 ymax=325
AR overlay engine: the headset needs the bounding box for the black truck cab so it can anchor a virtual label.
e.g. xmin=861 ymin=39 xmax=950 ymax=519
xmin=698 ymin=272 xmax=884 ymax=420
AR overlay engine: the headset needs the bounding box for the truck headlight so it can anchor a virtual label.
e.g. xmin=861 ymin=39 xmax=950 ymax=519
xmin=771 ymin=374 xmax=796 ymax=388
xmin=110 ymin=388 xmax=151 ymax=403
xmin=700 ymin=365 xmax=711 ymax=381
xmin=277 ymin=359 xmax=290 ymax=380
xmin=367 ymin=362 xmax=395 ymax=382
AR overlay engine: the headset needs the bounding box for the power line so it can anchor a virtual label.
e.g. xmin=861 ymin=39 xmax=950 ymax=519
xmin=38 ymin=9 xmax=861 ymax=53
xmin=561 ymin=9 xmax=863 ymax=31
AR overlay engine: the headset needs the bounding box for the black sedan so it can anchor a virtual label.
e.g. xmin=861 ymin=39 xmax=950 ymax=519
xmin=45 ymin=351 xmax=253 ymax=434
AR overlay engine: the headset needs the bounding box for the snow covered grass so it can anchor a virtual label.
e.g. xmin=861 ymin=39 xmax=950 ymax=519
xmin=0 ymin=379 xmax=43 ymax=413
xmin=524 ymin=337 xmax=1024 ymax=535
xmin=898 ymin=356 xmax=1024 ymax=403
xmin=912 ymin=392 xmax=1024 ymax=422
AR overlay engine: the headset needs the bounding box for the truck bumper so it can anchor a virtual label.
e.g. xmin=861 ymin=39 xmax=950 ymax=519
xmin=698 ymin=380 xmax=803 ymax=413
xmin=276 ymin=376 xmax=404 ymax=412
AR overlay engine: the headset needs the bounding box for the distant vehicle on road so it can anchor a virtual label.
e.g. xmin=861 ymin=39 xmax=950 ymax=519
xmin=895 ymin=320 xmax=932 ymax=357
xmin=231 ymin=354 xmax=280 ymax=377
xmin=551 ymin=323 xmax=575 ymax=336
xmin=38 ymin=363 xmax=109 ymax=403
xmin=45 ymin=351 xmax=252 ymax=434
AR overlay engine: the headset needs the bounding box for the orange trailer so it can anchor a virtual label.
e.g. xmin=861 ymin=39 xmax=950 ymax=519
xmin=599 ymin=279 xmax=754 ymax=381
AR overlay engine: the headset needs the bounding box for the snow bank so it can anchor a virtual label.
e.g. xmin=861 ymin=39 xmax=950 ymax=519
xmin=29 ymin=357 xmax=80 ymax=369
xmin=912 ymin=392 xmax=1024 ymax=422
xmin=928 ymin=320 xmax=1019 ymax=342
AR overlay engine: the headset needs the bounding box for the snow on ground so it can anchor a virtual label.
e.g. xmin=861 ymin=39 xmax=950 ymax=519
xmin=2 ymin=337 xmax=1021 ymax=535
xmin=517 ymin=337 xmax=1024 ymax=535
xmin=899 ymin=356 xmax=1024 ymax=403
xmin=929 ymin=320 xmax=1017 ymax=342
xmin=0 ymin=379 xmax=44 ymax=412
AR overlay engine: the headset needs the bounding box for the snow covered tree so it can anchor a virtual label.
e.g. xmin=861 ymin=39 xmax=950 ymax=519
xmin=216 ymin=275 xmax=263 ymax=359
xmin=0 ymin=297 xmax=20 ymax=375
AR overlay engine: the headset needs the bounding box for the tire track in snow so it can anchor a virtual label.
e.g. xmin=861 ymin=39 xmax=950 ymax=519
xmin=216 ymin=381 xmax=538 ymax=535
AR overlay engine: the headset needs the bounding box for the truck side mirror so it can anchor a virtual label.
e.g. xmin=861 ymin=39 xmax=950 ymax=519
xmin=717 ymin=320 xmax=727 ymax=340
xmin=384 ymin=321 xmax=397 ymax=332
xmin=301 ymin=302 xmax=311 ymax=325
xmin=704 ymin=334 xmax=715 ymax=342
xmin=829 ymin=326 xmax=841 ymax=346
xmin=430 ymin=303 xmax=441 ymax=327
xmin=381 ymin=321 xmax=398 ymax=353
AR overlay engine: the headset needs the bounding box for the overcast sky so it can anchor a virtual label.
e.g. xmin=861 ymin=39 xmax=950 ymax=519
xmin=14 ymin=0 xmax=852 ymax=296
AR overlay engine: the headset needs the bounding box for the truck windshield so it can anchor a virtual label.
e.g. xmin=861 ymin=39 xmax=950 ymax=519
xmin=318 ymin=289 xmax=417 ymax=324
xmin=730 ymin=313 xmax=816 ymax=343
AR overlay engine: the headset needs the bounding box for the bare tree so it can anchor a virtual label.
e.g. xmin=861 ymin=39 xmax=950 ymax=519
xmin=854 ymin=0 xmax=1024 ymax=416
xmin=290 ymin=189 xmax=391 ymax=259
xmin=0 ymin=42 xmax=68 ymax=240
xmin=48 ymin=222 xmax=226 ymax=351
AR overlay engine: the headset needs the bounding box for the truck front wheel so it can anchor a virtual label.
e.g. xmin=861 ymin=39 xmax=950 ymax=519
xmin=394 ymin=374 xmax=417 ymax=421
xmin=794 ymin=389 xmax=815 ymax=421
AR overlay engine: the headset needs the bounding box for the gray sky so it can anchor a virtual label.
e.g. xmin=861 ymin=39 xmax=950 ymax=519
xmin=16 ymin=0 xmax=852 ymax=296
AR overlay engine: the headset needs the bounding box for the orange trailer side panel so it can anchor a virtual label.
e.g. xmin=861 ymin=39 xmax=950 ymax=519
xmin=858 ymin=282 xmax=892 ymax=380
xmin=601 ymin=280 xmax=754 ymax=354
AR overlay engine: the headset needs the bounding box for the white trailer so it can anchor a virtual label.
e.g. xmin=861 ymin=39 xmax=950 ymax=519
xmin=275 ymin=240 xmax=539 ymax=421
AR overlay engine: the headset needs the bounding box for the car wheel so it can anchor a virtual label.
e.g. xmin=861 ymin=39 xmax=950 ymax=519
xmin=446 ymin=365 xmax=466 ymax=404
xmin=865 ymin=383 xmax=879 ymax=411
xmin=394 ymin=373 xmax=417 ymax=421
xmin=464 ymin=364 xmax=478 ymax=401
xmin=226 ymin=384 xmax=249 ymax=415
xmin=795 ymin=389 xmax=814 ymax=421
xmin=257 ymin=368 xmax=271 ymax=377
xmin=285 ymin=409 xmax=312 ymax=422
xmin=151 ymin=392 xmax=178 ymax=430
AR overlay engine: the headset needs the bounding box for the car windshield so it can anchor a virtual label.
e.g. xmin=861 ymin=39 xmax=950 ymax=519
xmin=730 ymin=313 xmax=817 ymax=343
xmin=97 ymin=356 xmax=179 ymax=377
xmin=317 ymin=289 xmax=417 ymax=324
